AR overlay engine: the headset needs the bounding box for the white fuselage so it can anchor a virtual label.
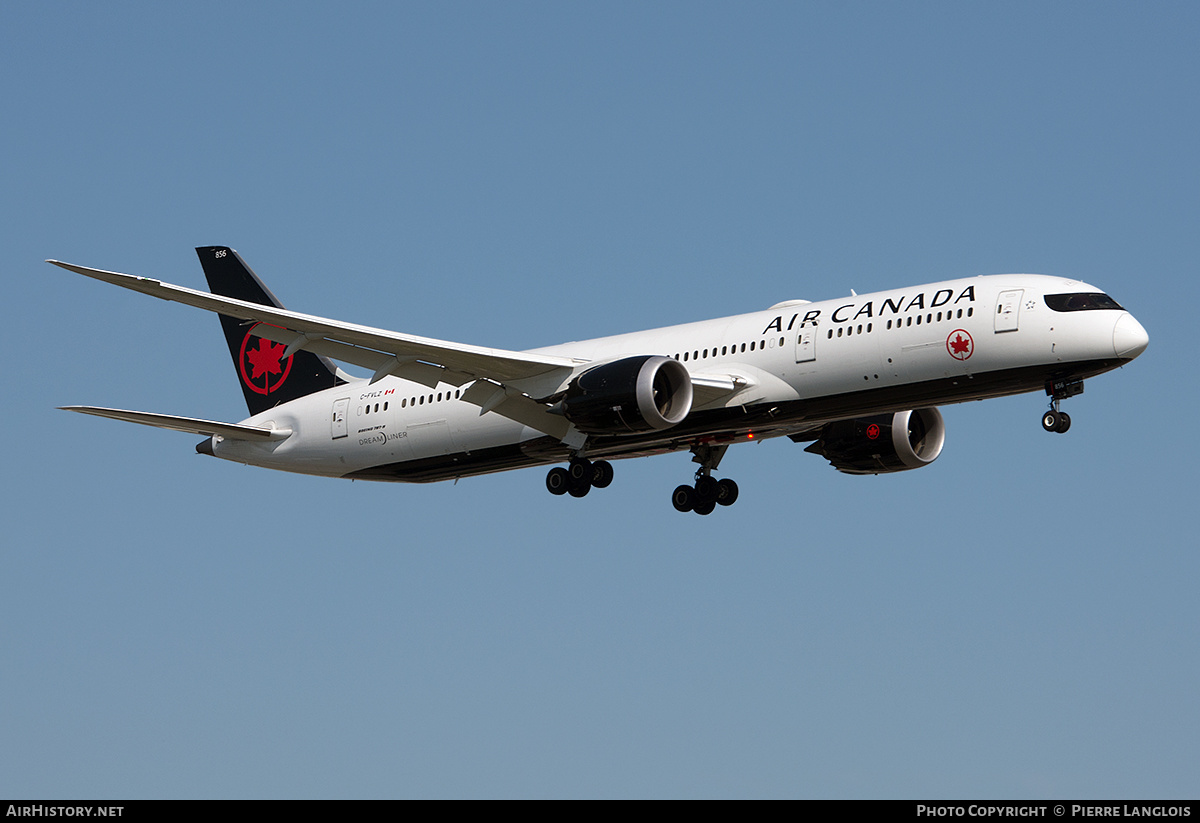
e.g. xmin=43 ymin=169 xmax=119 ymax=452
xmin=211 ymin=274 xmax=1146 ymax=482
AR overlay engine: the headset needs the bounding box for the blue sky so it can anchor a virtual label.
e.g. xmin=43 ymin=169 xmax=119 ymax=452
xmin=3 ymin=1 xmax=1197 ymax=798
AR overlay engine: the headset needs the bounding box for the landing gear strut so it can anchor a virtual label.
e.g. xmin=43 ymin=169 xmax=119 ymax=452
xmin=1042 ymin=378 xmax=1083 ymax=434
xmin=671 ymin=444 xmax=739 ymax=515
xmin=546 ymin=456 xmax=613 ymax=498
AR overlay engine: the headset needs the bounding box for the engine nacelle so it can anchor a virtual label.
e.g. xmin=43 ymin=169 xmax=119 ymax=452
xmin=561 ymin=355 xmax=693 ymax=434
xmin=804 ymin=408 xmax=945 ymax=475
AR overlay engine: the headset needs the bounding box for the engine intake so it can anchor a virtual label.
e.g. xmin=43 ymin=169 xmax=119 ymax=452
xmin=804 ymin=408 xmax=945 ymax=474
xmin=561 ymin=355 xmax=693 ymax=434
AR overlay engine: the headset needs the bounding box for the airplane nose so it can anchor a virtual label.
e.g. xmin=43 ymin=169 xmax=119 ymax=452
xmin=1113 ymin=312 xmax=1149 ymax=360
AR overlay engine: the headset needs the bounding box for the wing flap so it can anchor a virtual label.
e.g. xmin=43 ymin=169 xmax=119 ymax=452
xmin=458 ymin=380 xmax=579 ymax=443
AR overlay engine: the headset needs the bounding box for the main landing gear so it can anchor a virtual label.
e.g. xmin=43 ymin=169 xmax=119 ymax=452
xmin=1042 ymin=377 xmax=1084 ymax=434
xmin=544 ymin=444 xmax=742 ymax=515
xmin=671 ymin=444 xmax=740 ymax=516
xmin=671 ymin=476 xmax=739 ymax=516
xmin=546 ymin=456 xmax=613 ymax=498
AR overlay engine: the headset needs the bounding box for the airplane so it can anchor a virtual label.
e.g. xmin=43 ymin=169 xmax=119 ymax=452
xmin=49 ymin=247 xmax=1149 ymax=515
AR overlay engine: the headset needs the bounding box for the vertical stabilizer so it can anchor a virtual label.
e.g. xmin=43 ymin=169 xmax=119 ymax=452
xmin=196 ymin=246 xmax=343 ymax=415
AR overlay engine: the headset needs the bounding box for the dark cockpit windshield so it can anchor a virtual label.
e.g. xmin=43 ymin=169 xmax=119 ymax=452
xmin=1045 ymin=292 xmax=1124 ymax=312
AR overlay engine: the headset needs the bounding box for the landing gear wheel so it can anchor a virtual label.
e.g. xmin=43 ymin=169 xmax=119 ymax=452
xmin=546 ymin=467 xmax=569 ymax=495
xmin=591 ymin=460 xmax=614 ymax=489
xmin=694 ymin=475 xmax=719 ymax=503
xmin=568 ymin=457 xmax=592 ymax=483
xmin=1055 ymin=412 xmax=1071 ymax=433
xmin=672 ymin=485 xmax=696 ymax=513
xmin=693 ymin=499 xmax=716 ymax=516
xmin=716 ymin=478 xmax=739 ymax=507
xmin=562 ymin=456 xmax=594 ymax=497
xmin=1042 ymin=410 xmax=1061 ymax=433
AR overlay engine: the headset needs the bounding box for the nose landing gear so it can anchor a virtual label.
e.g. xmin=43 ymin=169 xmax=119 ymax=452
xmin=1042 ymin=377 xmax=1083 ymax=434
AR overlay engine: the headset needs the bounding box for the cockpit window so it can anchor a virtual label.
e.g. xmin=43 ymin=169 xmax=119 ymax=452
xmin=1045 ymin=292 xmax=1124 ymax=312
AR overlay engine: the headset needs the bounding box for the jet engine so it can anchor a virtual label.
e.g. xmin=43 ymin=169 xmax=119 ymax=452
xmin=803 ymin=408 xmax=945 ymax=474
xmin=560 ymin=355 xmax=693 ymax=434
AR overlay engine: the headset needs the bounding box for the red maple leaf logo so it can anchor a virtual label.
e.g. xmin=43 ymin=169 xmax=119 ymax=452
xmin=946 ymin=330 xmax=974 ymax=360
xmin=246 ymin=338 xmax=286 ymax=380
xmin=238 ymin=325 xmax=294 ymax=394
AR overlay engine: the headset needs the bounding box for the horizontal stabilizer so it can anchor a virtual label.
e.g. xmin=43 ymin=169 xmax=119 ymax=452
xmin=60 ymin=406 xmax=291 ymax=440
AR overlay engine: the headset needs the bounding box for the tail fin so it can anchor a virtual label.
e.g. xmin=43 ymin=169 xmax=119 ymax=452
xmin=196 ymin=246 xmax=344 ymax=416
